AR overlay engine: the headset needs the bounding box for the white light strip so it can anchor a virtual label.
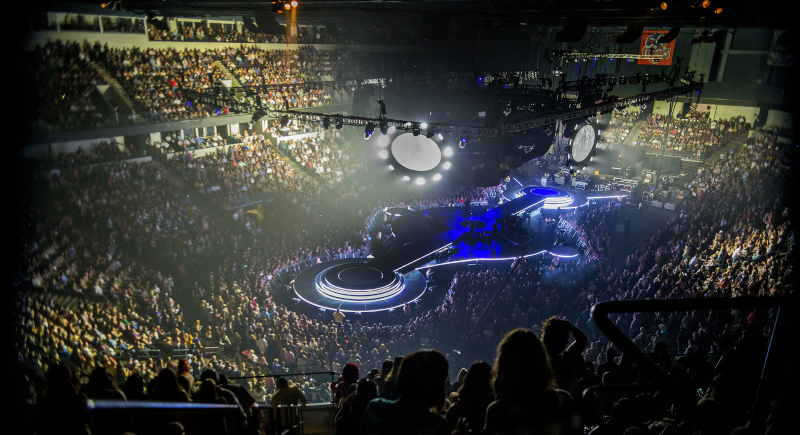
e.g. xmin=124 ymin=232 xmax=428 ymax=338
xmin=294 ymin=285 xmax=427 ymax=313
xmin=393 ymin=243 xmax=453 ymax=272
xmin=512 ymin=199 xmax=546 ymax=215
xmin=587 ymin=195 xmax=624 ymax=199
xmin=415 ymin=250 xmax=550 ymax=268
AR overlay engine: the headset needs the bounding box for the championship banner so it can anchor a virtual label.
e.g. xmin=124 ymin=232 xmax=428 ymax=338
xmin=638 ymin=30 xmax=675 ymax=66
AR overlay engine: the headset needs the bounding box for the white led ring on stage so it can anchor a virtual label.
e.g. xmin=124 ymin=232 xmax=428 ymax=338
xmin=543 ymin=194 xmax=575 ymax=209
xmin=315 ymin=267 xmax=406 ymax=302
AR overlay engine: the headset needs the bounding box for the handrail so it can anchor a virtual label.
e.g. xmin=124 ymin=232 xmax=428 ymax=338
xmin=590 ymin=296 xmax=790 ymax=419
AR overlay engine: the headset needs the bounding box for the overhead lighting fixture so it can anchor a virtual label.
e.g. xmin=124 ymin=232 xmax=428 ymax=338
xmin=426 ymin=127 xmax=435 ymax=139
xmin=702 ymin=0 xmax=711 ymax=8
xmin=433 ymin=174 xmax=442 ymax=181
xmin=443 ymin=147 xmax=453 ymax=157
xmin=661 ymin=2 xmax=668 ymax=10
xmin=291 ymin=0 xmax=298 ymax=7
xmin=378 ymin=150 xmax=389 ymax=159
xmin=459 ymin=138 xmax=467 ymax=149
xmin=714 ymin=7 xmax=722 ymax=13
xmin=412 ymin=124 xmax=421 ymax=136
xmin=364 ymin=122 xmax=376 ymax=139
xmin=336 ymin=119 xmax=343 ymax=129
xmin=443 ymin=162 xmax=451 ymax=170
xmin=436 ymin=133 xmax=444 ymax=140
xmin=402 ymin=175 xmax=410 ymax=181
xmin=379 ymin=120 xmax=389 ymax=135
xmin=388 ymin=165 xmax=395 ymax=171
xmin=415 ymin=177 xmax=426 ymax=185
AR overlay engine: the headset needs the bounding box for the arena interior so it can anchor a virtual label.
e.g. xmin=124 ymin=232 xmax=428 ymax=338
xmin=9 ymin=1 xmax=800 ymax=434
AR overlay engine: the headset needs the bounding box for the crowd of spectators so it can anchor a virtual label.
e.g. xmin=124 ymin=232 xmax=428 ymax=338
xmin=13 ymin=116 xmax=794 ymax=435
xmin=600 ymin=110 xmax=639 ymax=144
xmin=634 ymin=110 xmax=751 ymax=157
xmin=148 ymin=22 xmax=286 ymax=44
xmin=26 ymin=40 xmax=107 ymax=131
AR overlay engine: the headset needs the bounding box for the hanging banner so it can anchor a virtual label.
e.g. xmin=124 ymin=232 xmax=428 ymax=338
xmin=638 ymin=30 xmax=675 ymax=66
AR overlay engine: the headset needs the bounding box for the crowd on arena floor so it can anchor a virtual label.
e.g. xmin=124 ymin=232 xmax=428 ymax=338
xmin=14 ymin=112 xmax=794 ymax=434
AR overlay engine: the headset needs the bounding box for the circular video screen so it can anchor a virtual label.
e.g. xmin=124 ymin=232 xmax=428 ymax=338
xmin=391 ymin=133 xmax=442 ymax=172
xmin=572 ymin=124 xmax=596 ymax=163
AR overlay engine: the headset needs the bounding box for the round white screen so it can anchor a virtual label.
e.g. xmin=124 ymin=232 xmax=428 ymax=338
xmin=390 ymin=133 xmax=442 ymax=172
xmin=572 ymin=124 xmax=596 ymax=162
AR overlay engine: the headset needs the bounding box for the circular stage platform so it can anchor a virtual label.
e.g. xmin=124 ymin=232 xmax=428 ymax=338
xmin=293 ymin=258 xmax=427 ymax=312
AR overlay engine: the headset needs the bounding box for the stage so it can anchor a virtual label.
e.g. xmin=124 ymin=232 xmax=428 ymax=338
xmin=294 ymin=183 xmax=623 ymax=312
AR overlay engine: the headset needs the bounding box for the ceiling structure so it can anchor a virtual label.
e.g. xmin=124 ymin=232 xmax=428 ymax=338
xmin=39 ymin=0 xmax=791 ymax=29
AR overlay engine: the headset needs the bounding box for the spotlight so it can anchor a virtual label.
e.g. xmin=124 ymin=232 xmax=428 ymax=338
xmin=378 ymin=99 xmax=387 ymax=116
xmin=402 ymin=175 xmax=410 ymax=181
xmin=702 ymin=0 xmax=710 ymax=8
xmin=661 ymin=2 xmax=667 ymax=10
xmin=436 ymin=133 xmax=443 ymax=140
xmin=284 ymin=2 xmax=291 ymax=10
xmin=459 ymin=138 xmax=467 ymax=149
xmin=379 ymin=120 xmax=389 ymax=135
xmin=443 ymin=147 xmax=453 ymax=157
xmin=420 ymin=123 xmax=428 ymax=129
xmin=415 ymin=177 xmax=426 ymax=185
xmin=412 ymin=124 xmax=421 ymax=136
xmin=378 ymin=150 xmax=389 ymax=159
xmin=377 ymin=135 xmax=390 ymax=146
xmin=433 ymin=174 xmax=442 ymax=181
xmin=364 ymin=122 xmax=376 ymax=139
xmin=388 ymin=165 xmax=395 ymax=171
xmin=388 ymin=125 xmax=396 ymax=134
xmin=291 ymin=0 xmax=298 ymax=6
xmin=714 ymin=7 xmax=722 ymax=13
xmin=322 ymin=118 xmax=330 ymax=129
xmin=443 ymin=162 xmax=451 ymax=170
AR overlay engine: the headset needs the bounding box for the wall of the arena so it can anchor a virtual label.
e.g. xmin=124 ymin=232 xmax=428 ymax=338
xmin=23 ymin=136 xmax=125 ymax=159
xmin=765 ymin=110 xmax=795 ymax=130
xmin=651 ymin=101 xmax=684 ymax=117
xmin=24 ymin=30 xmax=424 ymax=52
xmin=696 ymin=104 xmax=761 ymax=123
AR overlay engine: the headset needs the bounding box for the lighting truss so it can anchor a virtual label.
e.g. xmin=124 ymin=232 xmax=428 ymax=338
xmin=183 ymin=75 xmax=702 ymax=139
xmin=503 ymin=81 xmax=703 ymax=133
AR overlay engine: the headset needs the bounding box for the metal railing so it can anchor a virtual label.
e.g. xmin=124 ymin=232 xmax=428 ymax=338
xmin=589 ymin=296 xmax=792 ymax=426
xmin=85 ymin=399 xmax=243 ymax=435
xmin=229 ymin=371 xmax=338 ymax=405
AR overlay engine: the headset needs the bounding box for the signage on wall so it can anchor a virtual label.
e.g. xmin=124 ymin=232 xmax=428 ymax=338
xmin=638 ymin=31 xmax=675 ymax=66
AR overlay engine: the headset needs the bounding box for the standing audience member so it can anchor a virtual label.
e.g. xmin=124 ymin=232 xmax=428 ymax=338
xmin=445 ymin=361 xmax=493 ymax=433
xmin=360 ymin=350 xmax=450 ymax=435
xmin=483 ymin=328 xmax=582 ymax=435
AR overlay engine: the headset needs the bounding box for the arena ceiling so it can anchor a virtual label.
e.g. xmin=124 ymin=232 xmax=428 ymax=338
xmin=38 ymin=0 xmax=791 ymax=29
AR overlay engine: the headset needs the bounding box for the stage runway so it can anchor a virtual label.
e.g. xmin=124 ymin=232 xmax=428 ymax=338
xmin=294 ymin=184 xmax=621 ymax=312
